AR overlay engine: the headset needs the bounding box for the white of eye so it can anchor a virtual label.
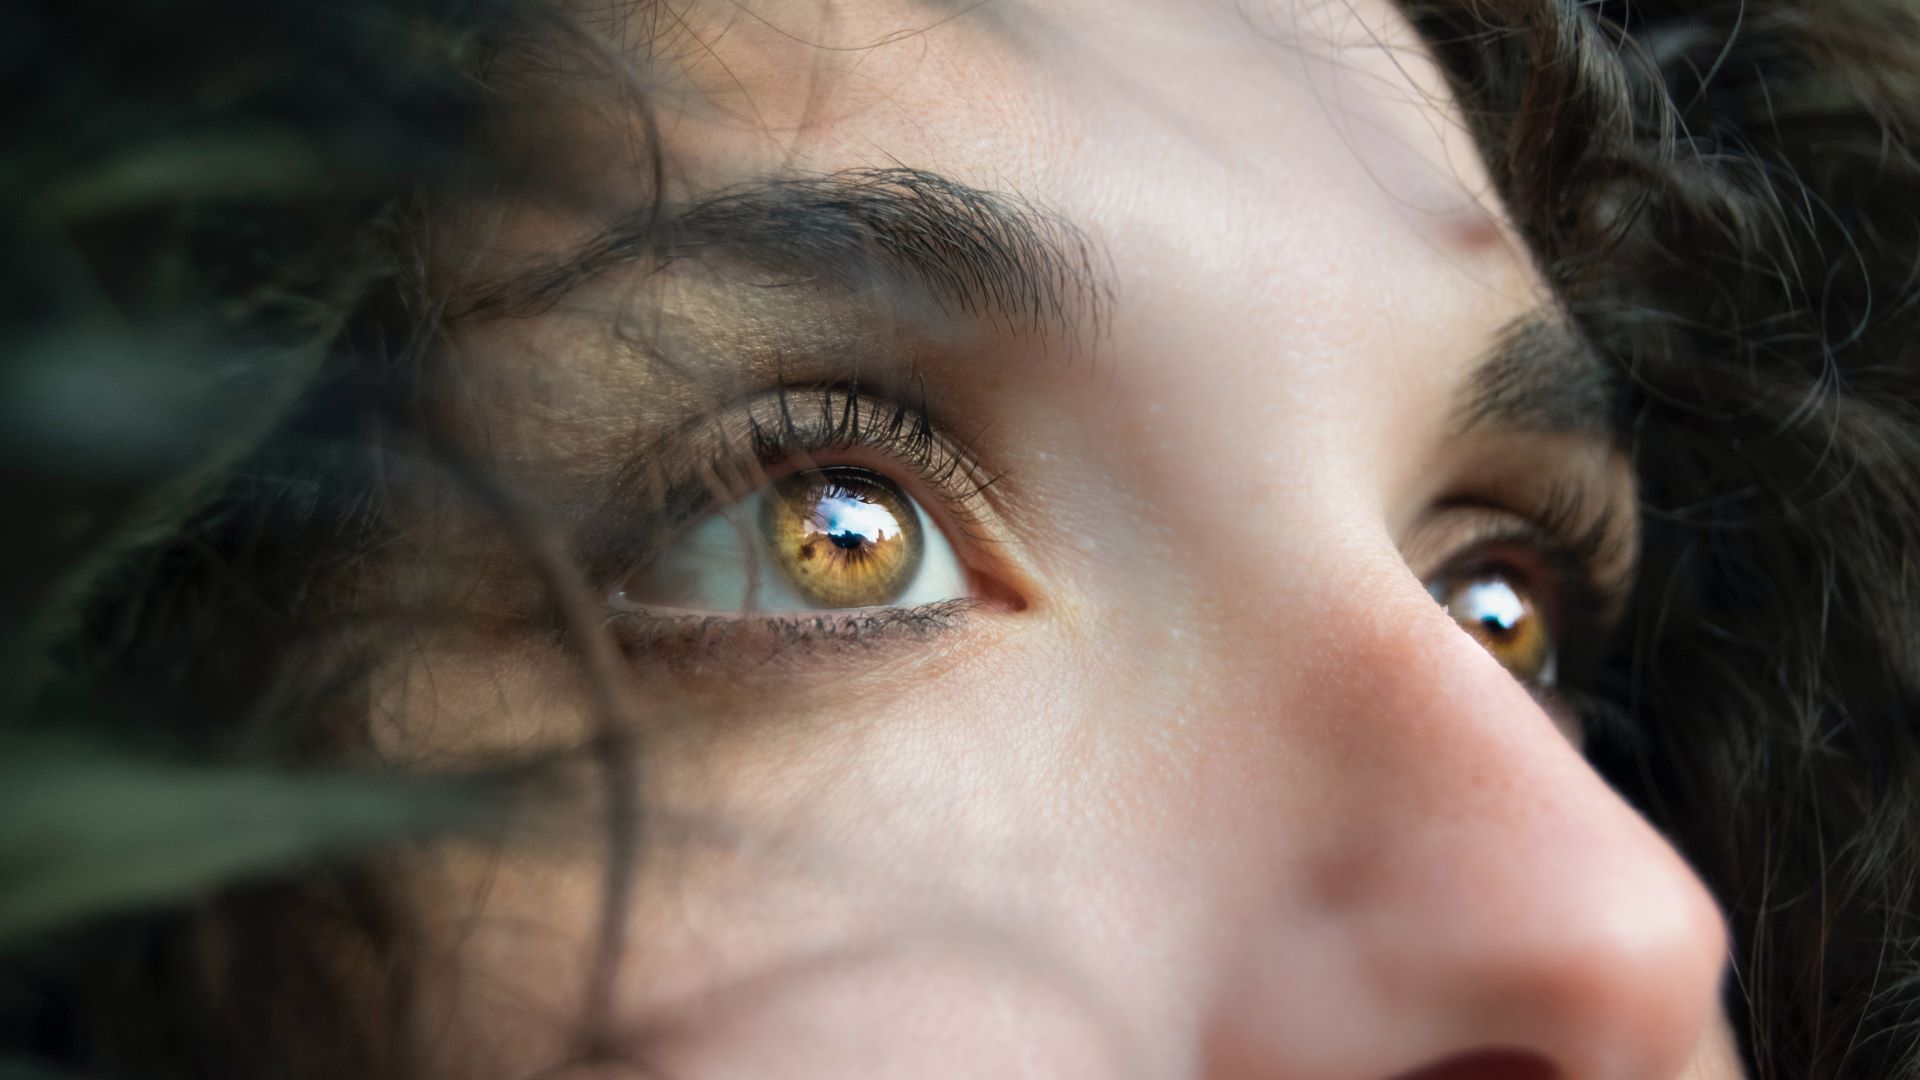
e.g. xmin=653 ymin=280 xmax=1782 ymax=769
xmin=614 ymin=487 xmax=969 ymax=614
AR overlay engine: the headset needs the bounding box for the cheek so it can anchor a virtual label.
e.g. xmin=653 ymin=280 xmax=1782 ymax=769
xmin=632 ymin=939 xmax=1130 ymax=1079
xmin=389 ymin=630 xmax=1233 ymax=1079
xmin=382 ymin=526 xmax=1735 ymax=1080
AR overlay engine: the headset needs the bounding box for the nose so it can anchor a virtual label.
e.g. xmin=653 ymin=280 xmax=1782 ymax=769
xmin=1199 ymin=558 xmax=1730 ymax=1080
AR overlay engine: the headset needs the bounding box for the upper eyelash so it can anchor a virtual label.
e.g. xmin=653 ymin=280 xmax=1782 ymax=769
xmin=1443 ymin=481 xmax=1627 ymax=587
xmin=748 ymin=377 xmax=988 ymax=510
xmin=1530 ymin=481 xmax=1635 ymax=644
xmin=1529 ymin=481 xmax=1627 ymax=584
xmin=579 ymin=377 xmax=998 ymax=587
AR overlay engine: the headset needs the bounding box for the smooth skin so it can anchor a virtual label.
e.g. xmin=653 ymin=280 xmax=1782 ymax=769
xmin=377 ymin=1 xmax=1748 ymax=1077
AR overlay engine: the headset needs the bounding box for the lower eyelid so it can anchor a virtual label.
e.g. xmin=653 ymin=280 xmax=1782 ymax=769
xmin=605 ymin=598 xmax=984 ymax=671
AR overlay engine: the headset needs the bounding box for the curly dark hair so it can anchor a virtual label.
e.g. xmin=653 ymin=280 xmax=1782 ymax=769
xmin=3 ymin=1 xmax=1917 ymax=1077
xmin=1407 ymin=3 xmax=1920 ymax=1074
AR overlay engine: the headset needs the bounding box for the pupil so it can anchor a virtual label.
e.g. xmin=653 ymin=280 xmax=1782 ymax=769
xmin=827 ymin=528 xmax=867 ymax=551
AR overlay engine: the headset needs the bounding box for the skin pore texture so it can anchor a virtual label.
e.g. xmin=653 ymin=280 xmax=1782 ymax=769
xmin=377 ymin=0 xmax=1748 ymax=1076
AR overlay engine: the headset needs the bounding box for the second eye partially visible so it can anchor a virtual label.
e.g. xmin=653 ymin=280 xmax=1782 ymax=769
xmin=1406 ymin=467 xmax=1639 ymax=723
xmin=1428 ymin=568 xmax=1558 ymax=689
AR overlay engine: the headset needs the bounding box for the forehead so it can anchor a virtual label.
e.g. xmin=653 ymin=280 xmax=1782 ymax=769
xmin=451 ymin=0 xmax=1548 ymax=504
xmin=544 ymin=0 xmax=1505 ymax=240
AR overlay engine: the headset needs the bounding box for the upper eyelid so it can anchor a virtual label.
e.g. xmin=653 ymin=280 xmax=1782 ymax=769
xmin=1421 ymin=455 xmax=1637 ymax=577
xmin=1418 ymin=484 xmax=1632 ymax=580
xmin=703 ymin=382 xmax=994 ymax=520
xmin=572 ymin=382 xmax=999 ymax=587
xmin=1440 ymin=496 xmax=1625 ymax=565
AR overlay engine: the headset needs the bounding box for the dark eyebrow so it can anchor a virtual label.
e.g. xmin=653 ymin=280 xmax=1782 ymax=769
xmin=1452 ymin=314 xmax=1618 ymax=436
xmin=465 ymin=166 xmax=1112 ymax=341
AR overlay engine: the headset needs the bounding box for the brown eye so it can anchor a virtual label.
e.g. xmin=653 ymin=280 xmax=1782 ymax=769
xmin=1429 ymin=570 xmax=1557 ymax=688
xmin=760 ymin=466 xmax=925 ymax=608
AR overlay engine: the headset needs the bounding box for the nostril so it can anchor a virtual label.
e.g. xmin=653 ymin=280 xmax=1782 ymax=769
xmin=1391 ymin=1050 xmax=1559 ymax=1080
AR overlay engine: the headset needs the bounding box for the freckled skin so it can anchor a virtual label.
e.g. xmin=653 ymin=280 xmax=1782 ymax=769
xmin=391 ymin=1 xmax=1751 ymax=1077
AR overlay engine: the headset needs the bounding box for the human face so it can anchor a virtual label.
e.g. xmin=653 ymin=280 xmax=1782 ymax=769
xmin=380 ymin=0 xmax=1745 ymax=1076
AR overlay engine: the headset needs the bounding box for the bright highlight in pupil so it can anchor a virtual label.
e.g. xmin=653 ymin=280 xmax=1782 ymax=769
xmin=762 ymin=467 xmax=925 ymax=608
xmin=1433 ymin=571 xmax=1557 ymax=687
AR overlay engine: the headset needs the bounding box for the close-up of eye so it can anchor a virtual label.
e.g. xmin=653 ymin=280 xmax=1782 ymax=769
xmin=1426 ymin=566 xmax=1558 ymax=689
xmin=614 ymin=464 xmax=971 ymax=614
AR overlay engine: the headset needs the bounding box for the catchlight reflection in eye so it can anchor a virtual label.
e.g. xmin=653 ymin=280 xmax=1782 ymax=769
xmin=762 ymin=469 xmax=924 ymax=608
xmin=623 ymin=466 xmax=970 ymax=614
xmin=1429 ymin=570 xmax=1558 ymax=688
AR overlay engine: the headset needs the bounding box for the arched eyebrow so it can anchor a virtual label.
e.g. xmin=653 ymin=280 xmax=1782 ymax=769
xmin=463 ymin=166 xmax=1112 ymax=343
xmin=465 ymin=166 xmax=1606 ymax=436
xmin=1452 ymin=315 xmax=1618 ymax=436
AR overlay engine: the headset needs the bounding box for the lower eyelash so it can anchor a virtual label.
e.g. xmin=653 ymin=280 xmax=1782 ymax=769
xmin=605 ymin=598 xmax=981 ymax=668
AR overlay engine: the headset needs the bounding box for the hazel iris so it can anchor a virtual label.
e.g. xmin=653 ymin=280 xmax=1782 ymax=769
xmin=760 ymin=466 xmax=925 ymax=608
xmin=1433 ymin=572 xmax=1556 ymax=687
